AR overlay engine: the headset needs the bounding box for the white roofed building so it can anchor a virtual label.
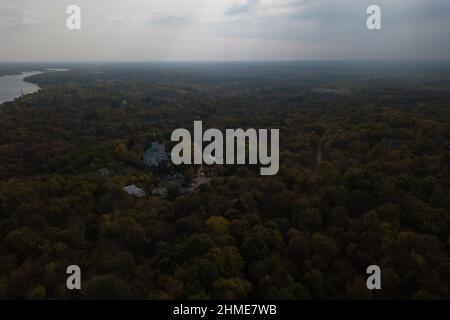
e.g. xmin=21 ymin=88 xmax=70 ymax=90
xmin=123 ymin=185 xmax=146 ymax=198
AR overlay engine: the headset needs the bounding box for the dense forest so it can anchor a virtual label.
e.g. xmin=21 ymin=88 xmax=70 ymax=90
xmin=0 ymin=62 xmax=449 ymax=299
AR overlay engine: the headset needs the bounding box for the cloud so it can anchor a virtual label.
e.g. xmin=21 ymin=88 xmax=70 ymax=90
xmin=0 ymin=0 xmax=449 ymax=61
xmin=226 ymin=0 xmax=260 ymax=16
xmin=147 ymin=15 xmax=192 ymax=27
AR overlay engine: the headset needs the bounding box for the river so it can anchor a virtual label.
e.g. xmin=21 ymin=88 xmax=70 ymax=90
xmin=0 ymin=69 xmax=68 ymax=105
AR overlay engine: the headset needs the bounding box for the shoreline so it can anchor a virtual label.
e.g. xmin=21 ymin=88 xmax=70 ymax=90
xmin=0 ymin=69 xmax=68 ymax=105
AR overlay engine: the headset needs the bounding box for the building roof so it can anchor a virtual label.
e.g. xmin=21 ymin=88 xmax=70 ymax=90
xmin=152 ymin=187 xmax=167 ymax=196
xmin=123 ymin=185 xmax=146 ymax=198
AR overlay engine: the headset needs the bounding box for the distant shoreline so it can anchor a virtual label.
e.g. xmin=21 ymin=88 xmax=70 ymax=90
xmin=0 ymin=69 xmax=68 ymax=105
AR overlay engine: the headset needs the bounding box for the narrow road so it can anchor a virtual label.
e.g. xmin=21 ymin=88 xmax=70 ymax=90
xmin=180 ymin=177 xmax=212 ymax=193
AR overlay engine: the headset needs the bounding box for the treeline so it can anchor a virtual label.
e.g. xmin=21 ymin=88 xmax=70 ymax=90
xmin=0 ymin=69 xmax=449 ymax=299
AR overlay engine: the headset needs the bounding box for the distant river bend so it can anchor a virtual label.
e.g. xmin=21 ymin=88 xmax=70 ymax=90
xmin=0 ymin=71 xmax=44 ymax=105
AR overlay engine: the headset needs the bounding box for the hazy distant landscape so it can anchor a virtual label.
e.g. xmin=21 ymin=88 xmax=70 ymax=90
xmin=0 ymin=61 xmax=449 ymax=299
xmin=1 ymin=0 xmax=450 ymax=303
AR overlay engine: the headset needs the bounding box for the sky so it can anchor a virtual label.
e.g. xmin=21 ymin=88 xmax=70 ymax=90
xmin=0 ymin=0 xmax=449 ymax=61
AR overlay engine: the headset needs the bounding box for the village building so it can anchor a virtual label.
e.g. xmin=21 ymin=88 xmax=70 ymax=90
xmin=201 ymin=166 xmax=218 ymax=178
xmin=123 ymin=185 xmax=146 ymax=198
xmin=165 ymin=172 xmax=184 ymax=180
xmin=152 ymin=187 xmax=167 ymax=197
xmin=143 ymin=142 xmax=168 ymax=167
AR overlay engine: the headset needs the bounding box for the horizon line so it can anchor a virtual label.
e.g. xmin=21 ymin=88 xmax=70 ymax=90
xmin=1 ymin=59 xmax=450 ymax=64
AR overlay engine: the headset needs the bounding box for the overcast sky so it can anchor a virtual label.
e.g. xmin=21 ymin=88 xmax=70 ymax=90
xmin=1 ymin=0 xmax=449 ymax=61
